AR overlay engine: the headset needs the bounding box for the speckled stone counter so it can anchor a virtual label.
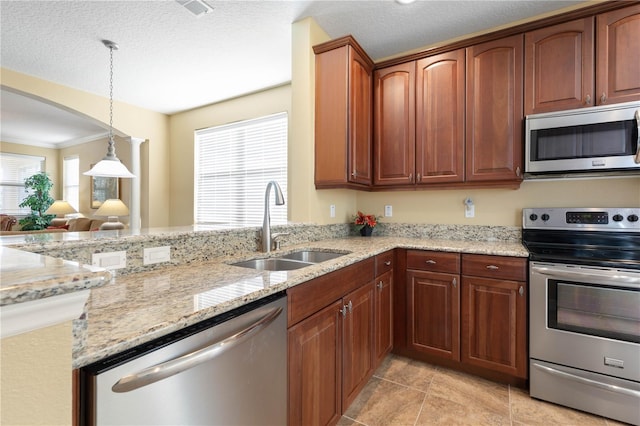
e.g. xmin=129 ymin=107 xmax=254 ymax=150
xmin=0 ymin=247 xmax=111 ymax=306
xmin=73 ymin=236 xmax=528 ymax=368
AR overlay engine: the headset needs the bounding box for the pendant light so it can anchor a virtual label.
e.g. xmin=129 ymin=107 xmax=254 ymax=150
xmin=84 ymin=40 xmax=135 ymax=178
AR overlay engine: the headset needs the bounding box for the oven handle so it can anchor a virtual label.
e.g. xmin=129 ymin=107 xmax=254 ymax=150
xmin=532 ymin=363 xmax=640 ymax=398
xmin=635 ymin=109 xmax=640 ymax=164
xmin=531 ymin=265 xmax=640 ymax=287
xmin=111 ymin=306 xmax=283 ymax=393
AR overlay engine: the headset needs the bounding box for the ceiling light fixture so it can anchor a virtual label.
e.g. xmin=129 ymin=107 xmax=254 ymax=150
xmin=395 ymin=0 xmax=416 ymax=4
xmin=84 ymin=40 xmax=135 ymax=179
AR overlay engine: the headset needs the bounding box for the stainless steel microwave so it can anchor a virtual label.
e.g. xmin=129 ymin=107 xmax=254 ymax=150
xmin=525 ymin=101 xmax=640 ymax=177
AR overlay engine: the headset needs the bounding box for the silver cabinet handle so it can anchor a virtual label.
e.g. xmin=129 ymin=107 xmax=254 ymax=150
xmin=111 ymin=306 xmax=283 ymax=393
xmin=340 ymin=305 xmax=348 ymax=317
xmin=519 ymin=285 xmax=524 ymax=296
xmin=417 ymin=173 xmax=421 ymax=181
xmin=585 ymin=94 xmax=591 ymax=105
xmin=384 ymin=260 xmax=391 ymax=266
xmin=425 ymin=260 xmax=436 ymax=264
xmin=377 ymin=281 xmax=384 ymax=290
xmin=532 ymin=363 xmax=640 ymax=398
xmin=515 ymin=166 xmax=521 ymax=177
xmin=348 ymin=300 xmax=353 ymax=313
xmin=486 ymin=265 xmax=499 ymax=270
xmin=600 ymin=92 xmax=607 ymax=104
xmin=408 ymin=173 xmax=413 ymax=182
xmin=635 ymin=109 xmax=640 ymax=164
xmin=452 ymin=278 xmax=457 ymax=288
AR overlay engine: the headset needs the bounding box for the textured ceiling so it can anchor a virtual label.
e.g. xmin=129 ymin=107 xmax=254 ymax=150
xmin=1 ymin=0 xmax=584 ymax=145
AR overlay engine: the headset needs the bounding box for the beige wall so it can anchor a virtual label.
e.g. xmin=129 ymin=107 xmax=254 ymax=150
xmin=1 ymin=68 xmax=169 ymax=228
xmin=0 ymin=322 xmax=72 ymax=425
xmin=0 ymin=142 xmax=60 ymax=196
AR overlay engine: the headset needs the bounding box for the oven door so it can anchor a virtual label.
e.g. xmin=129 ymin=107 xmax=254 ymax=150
xmin=529 ymin=261 xmax=640 ymax=382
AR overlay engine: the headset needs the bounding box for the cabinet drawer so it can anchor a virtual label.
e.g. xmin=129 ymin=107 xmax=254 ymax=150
xmin=406 ymin=250 xmax=460 ymax=274
xmin=287 ymin=257 xmax=375 ymax=326
xmin=375 ymin=251 xmax=394 ymax=276
xmin=461 ymin=254 xmax=526 ymax=281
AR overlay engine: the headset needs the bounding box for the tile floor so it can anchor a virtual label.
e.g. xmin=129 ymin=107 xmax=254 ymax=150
xmin=339 ymin=354 xmax=626 ymax=426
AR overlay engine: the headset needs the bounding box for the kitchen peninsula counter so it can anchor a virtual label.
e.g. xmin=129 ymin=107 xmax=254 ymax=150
xmin=72 ymin=236 xmax=527 ymax=368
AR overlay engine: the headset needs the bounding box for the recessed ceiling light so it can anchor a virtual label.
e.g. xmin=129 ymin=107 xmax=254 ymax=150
xmin=175 ymin=0 xmax=214 ymax=17
xmin=395 ymin=0 xmax=416 ymax=4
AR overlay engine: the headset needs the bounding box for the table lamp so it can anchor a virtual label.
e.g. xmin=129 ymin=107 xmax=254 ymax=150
xmin=95 ymin=199 xmax=129 ymax=230
xmin=45 ymin=200 xmax=78 ymax=227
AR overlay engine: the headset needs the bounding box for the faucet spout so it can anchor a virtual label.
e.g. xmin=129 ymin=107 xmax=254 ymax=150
xmin=262 ymin=181 xmax=285 ymax=252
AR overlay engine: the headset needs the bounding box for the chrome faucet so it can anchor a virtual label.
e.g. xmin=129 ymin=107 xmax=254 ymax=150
xmin=262 ymin=181 xmax=285 ymax=252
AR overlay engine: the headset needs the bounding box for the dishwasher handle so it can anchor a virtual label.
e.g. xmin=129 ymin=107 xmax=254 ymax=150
xmin=112 ymin=306 xmax=283 ymax=393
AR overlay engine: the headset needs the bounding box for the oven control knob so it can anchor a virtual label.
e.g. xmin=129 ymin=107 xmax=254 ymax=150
xmin=541 ymin=213 xmax=550 ymax=221
xmin=613 ymin=214 xmax=624 ymax=222
xmin=529 ymin=214 xmax=538 ymax=221
xmin=628 ymin=214 xmax=639 ymax=222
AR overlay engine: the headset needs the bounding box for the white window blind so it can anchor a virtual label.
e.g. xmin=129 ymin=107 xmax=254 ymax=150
xmin=0 ymin=153 xmax=45 ymax=215
xmin=63 ymin=156 xmax=79 ymax=211
xmin=195 ymin=112 xmax=288 ymax=227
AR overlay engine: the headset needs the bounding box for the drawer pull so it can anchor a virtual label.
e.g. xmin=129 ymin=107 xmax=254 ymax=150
xmin=452 ymin=278 xmax=457 ymax=288
xmin=519 ymin=286 xmax=524 ymax=296
xmin=384 ymin=260 xmax=392 ymax=266
xmin=486 ymin=265 xmax=499 ymax=270
xmin=425 ymin=260 xmax=437 ymax=264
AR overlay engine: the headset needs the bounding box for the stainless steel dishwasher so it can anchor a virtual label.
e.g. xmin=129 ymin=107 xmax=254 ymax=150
xmin=79 ymin=292 xmax=287 ymax=426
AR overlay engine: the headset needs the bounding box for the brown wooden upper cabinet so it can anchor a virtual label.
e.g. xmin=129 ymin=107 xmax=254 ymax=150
xmin=465 ymin=34 xmax=524 ymax=182
xmin=314 ymin=36 xmax=374 ymax=189
xmin=374 ymin=50 xmax=466 ymax=186
xmin=525 ymin=4 xmax=640 ymax=115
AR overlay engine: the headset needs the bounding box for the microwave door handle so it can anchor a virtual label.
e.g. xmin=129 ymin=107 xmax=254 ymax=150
xmin=635 ymin=109 xmax=640 ymax=164
xmin=111 ymin=306 xmax=283 ymax=393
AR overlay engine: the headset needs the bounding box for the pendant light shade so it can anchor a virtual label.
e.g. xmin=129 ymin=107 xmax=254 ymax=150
xmin=84 ymin=39 xmax=135 ymax=179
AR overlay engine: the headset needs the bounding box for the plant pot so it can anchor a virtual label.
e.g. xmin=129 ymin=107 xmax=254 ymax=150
xmin=360 ymin=225 xmax=374 ymax=237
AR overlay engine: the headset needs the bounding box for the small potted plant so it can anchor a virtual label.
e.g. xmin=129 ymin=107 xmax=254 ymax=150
xmin=354 ymin=211 xmax=378 ymax=237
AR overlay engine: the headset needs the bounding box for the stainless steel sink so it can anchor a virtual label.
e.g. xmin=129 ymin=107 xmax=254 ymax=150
xmin=231 ymin=250 xmax=346 ymax=271
xmin=231 ymin=258 xmax=312 ymax=271
xmin=280 ymin=250 xmax=345 ymax=263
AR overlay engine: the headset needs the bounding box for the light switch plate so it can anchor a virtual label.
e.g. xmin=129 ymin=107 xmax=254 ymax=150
xmin=92 ymin=251 xmax=127 ymax=270
xmin=144 ymin=246 xmax=171 ymax=265
xmin=385 ymin=205 xmax=393 ymax=217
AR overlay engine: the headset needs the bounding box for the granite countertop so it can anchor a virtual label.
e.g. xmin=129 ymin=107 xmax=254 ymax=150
xmin=0 ymin=246 xmax=111 ymax=306
xmin=74 ymin=236 xmax=528 ymax=368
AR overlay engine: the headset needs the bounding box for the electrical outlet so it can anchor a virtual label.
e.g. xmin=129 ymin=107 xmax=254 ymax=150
xmin=465 ymin=205 xmax=475 ymax=218
xmin=330 ymin=204 xmax=336 ymax=218
xmin=385 ymin=205 xmax=393 ymax=217
xmin=92 ymin=251 xmax=127 ymax=270
xmin=144 ymin=246 xmax=171 ymax=265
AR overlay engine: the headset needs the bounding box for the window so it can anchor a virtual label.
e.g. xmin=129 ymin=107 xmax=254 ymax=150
xmin=195 ymin=112 xmax=288 ymax=227
xmin=0 ymin=153 xmax=45 ymax=215
xmin=63 ymin=156 xmax=80 ymax=211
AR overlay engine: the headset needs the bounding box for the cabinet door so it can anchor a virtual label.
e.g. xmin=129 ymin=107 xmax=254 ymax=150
xmin=407 ymin=270 xmax=460 ymax=361
xmin=342 ymin=283 xmax=375 ymax=410
xmin=288 ymin=300 xmax=342 ymax=426
xmin=374 ymin=270 xmax=393 ymax=365
xmin=374 ymin=62 xmax=416 ymax=186
xmin=416 ymin=49 xmax=465 ymax=183
xmin=466 ymin=34 xmax=524 ymax=182
xmin=349 ymin=48 xmax=373 ymax=185
xmin=461 ymin=276 xmax=527 ymax=378
xmin=596 ymin=4 xmax=640 ymax=105
xmin=524 ymin=18 xmax=595 ymax=114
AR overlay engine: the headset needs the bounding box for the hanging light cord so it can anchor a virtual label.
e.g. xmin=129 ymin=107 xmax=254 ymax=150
xmin=103 ymin=39 xmax=120 ymax=161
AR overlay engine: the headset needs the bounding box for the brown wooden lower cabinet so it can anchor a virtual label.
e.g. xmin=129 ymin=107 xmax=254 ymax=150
xmin=398 ymin=250 xmax=528 ymax=385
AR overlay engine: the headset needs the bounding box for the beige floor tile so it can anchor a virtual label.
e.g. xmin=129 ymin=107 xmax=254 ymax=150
xmin=416 ymin=368 xmax=511 ymax=425
xmin=343 ymin=376 xmax=426 ymax=426
xmin=510 ymin=387 xmax=607 ymax=426
xmin=373 ymin=354 xmax=439 ymax=392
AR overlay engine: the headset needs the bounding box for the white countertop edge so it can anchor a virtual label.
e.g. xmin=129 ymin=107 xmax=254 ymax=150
xmin=1 ymin=290 xmax=90 ymax=339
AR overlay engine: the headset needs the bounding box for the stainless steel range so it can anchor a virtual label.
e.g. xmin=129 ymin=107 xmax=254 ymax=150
xmin=522 ymin=207 xmax=640 ymax=425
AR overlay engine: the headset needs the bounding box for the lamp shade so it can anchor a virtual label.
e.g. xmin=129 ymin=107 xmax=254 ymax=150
xmin=45 ymin=200 xmax=78 ymax=216
xmin=95 ymin=199 xmax=129 ymax=217
xmin=84 ymin=159 xmax=135 ymax=178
